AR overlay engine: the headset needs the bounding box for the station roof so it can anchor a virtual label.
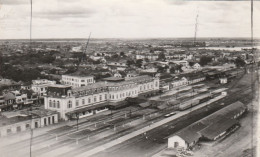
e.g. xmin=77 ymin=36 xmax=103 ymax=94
xmin=0 ymin=115 xmax=31 ymax=127
xmin=103 ymin=77 xmax=125 ymax=82
xmin=66 ymin=102 xmax=109 ymax=115
xmin=21 ymin=109 xmax=58 ymax=118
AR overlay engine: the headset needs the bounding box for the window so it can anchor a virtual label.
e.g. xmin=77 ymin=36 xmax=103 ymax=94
xmin=67 ymin=100 xmax=72 ymax=108
xmin=94 ymin=96 xmax=97 ymax=102
xmin=99 ymin=95 xmax=102 ymax=101
xmin=53 ymin=100 xmax=56 ymax=108
xmin=41 ymin=88 xmax=43 ymax=91
xmin=88 ymin=98 xmax=91 ymax=103
xmin=82 ymin=99 xmax=85 ymax=105
xmin=105 ymin=94 xmax=107 ymax=100
xmin=49 ymin=100 xmax=52 ymax=107
xmin=76 ymin=100 xmax=79 ymax=106
xmin=57 ymin=101 xmax=60 ymax=108
xmin=155 ymin=81 xmax=158 ymax=87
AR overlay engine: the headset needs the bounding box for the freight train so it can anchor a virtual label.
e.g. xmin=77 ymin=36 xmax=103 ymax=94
xmin=178 ymin=93 xmax=212 ymax=111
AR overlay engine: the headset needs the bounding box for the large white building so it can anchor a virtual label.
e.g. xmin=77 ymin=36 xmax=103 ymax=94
xmin=31 ymin=79 xmax=56 ymax=97
xmin=61 ymin=74 xmax=95 ymax=88
xmin=44 ymin=75 xmax=159 ymax=120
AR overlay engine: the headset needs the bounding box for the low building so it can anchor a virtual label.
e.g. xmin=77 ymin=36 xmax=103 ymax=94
xmin=220 ymin=77 xmax=227 ymax=84
xmin=193 ymin=63 xmax=201 ymax=69
xmin=0 ymin=109 xmax=58 ymax=137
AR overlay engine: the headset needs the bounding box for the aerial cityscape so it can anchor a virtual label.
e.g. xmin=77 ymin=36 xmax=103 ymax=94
xmin=0 ymin=0 xmax=259 ymax=157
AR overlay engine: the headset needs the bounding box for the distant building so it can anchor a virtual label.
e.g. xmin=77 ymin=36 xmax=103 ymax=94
xmin=61 ymin=74 xmax=95 ymax=88
xmin=136 ymin=54 xmax=159 ymax=61
xmin=193 ymin=63 xmax=201 ymax=69
xmin=220 ymin=77 xmax=228 ymax=84
xmin=31 ymin=79 xmax=56 ymax=97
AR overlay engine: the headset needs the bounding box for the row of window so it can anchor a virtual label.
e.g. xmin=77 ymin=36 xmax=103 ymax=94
xmin=110 ymin=90 xmax=136 ymax=100
xmin=75 ymin=94 xmax=108 ymax=107
xmin=108 ymin=84 xmax=136 ymax=91
xmin=63 ymin=77 xmax=93 ymax=83
xmin=49 ymin=100 xmax=60 ymax=108
xmin=140 ymin=82 xmax=156 ymax=91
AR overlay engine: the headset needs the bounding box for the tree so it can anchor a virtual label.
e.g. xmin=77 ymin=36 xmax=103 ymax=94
xmin=126 ymin=59 xmax=135 ymax=67
xmin=158 ymin=52 xmax=166 ymax=61
xmin=188 ymin=62 xmax=195 ymax=67
xmin=170 ymin=64 xmax=183 ymax=74
xmin=135 ymin=59 xmax=143 ymax=68
xmin=170 ymin=67 xmax=176 ymax=74
xmin=234 ymin=57 xmax=246 ymax=67
xmin=199 ymin=56 xmax=212 ymax=66
xmin=120 ymin=52 xmax=125 ymax=57
xmin=112 ymin=54 xmax=119 ymax=58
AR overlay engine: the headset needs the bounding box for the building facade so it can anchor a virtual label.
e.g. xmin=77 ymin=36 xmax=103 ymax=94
xmin=44 ymin=75 xmax=159 ymax=120
xmin=61 ymin=75 xmax=95 ymax=88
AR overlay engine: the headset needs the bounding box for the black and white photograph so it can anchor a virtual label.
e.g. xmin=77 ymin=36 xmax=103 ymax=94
xmin=0 ymin=0 xmax=259 ymax=157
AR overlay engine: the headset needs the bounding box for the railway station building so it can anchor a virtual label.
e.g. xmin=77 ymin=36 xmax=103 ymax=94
xmin=44 ymin=75 xmax=160 ymax=120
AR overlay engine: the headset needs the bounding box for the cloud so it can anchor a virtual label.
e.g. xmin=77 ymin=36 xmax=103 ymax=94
xmin=0 ymin=0 xmax=259 ymax=39
xmin=0 ymin=0 xmax=28 ymax=5
xmin=34 ymin=8 xmax=96 ymax=19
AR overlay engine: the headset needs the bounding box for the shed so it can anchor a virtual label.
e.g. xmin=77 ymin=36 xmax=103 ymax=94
xmin=168 ymin=122 xmax=206 ymax=149
xmin=199 ymin=118 xmax=238 ymax=141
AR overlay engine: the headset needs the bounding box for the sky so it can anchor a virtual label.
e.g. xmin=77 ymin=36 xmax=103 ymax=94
xmin=0 ymin=0 xmax=259 ymax=39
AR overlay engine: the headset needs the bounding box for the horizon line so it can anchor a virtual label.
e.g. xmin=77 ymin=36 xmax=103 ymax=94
xmin=0 ymin=37 xmax=259 ymax=41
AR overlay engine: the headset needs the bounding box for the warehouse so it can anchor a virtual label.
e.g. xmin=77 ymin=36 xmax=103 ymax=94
xmin=168 ymin=122 xmax=206 ymax=149
xmin=199 ymin=118 xmax=239 ymax=141
xmin=168 ymin=101 xmax=246 ymax=150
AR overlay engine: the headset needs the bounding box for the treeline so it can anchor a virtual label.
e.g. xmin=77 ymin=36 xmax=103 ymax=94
xmin=1 ymin=64 xmax=43 ymax=82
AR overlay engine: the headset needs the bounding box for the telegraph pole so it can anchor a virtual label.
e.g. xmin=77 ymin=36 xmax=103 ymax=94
xmin=29 ymin=1 xmax=33 ymax=157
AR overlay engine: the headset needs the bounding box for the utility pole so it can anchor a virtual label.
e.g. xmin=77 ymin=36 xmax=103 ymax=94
xmin=29 ymin=1 xmax=33 ymax=157
xmin=76 ymin=113 xmax=79 ymax=131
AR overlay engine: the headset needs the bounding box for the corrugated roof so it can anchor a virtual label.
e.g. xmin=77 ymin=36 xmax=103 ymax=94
xmin=169 ymin=101 xmax=246 ymax=143
xmin=199 ymin=118 xmax=238 ymax=140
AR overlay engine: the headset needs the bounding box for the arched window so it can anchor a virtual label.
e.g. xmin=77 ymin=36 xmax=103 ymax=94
xmin=57 ymin=101 xmax=60 ymax=108
xmin=53 ymin=100 xmax=56 ymax=108
xmin=49 ymin=100 xmax=52 ymax=107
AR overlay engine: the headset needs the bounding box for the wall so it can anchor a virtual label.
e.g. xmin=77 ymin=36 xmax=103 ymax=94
xmin=168 ymin=136 xmax=187 ymax=149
